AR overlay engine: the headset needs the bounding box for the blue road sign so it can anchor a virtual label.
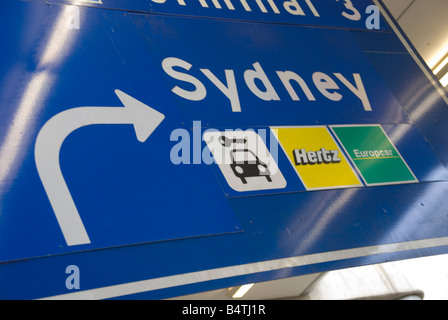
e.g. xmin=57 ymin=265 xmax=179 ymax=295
xmin=1 ymin=0 xmax=448 ymax=299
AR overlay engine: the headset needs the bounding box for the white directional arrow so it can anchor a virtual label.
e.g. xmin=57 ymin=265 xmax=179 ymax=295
xmin=34 ymin=90 xmax=165 ymax=246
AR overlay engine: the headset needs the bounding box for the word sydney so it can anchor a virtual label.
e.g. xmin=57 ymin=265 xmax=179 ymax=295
xmin=162 ymin=57 xmax=373 ymax=113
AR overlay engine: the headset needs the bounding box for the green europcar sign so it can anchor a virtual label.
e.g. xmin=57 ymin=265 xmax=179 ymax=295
xmin=331 ymin=125 xmax=418 ymax=186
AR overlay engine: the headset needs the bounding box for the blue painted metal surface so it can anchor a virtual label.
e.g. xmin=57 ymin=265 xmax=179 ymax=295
xmin=47 ymin=0 xmax=386 ymax=29
xmin=0 ymin=0 xmax=243 ymax=260
xmin=1 ymin=0 xmax=448 ymax=299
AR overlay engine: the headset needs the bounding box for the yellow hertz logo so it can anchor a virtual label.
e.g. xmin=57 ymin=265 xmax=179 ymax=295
xmin=272 ymin=126 xmax=362 ymax=190
xmin=293 ymin=148 xmax=341 ymax=165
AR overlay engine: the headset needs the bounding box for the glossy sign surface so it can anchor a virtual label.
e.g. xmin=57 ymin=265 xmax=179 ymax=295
xmin=1 ymin=0 xmax=448 ymax=299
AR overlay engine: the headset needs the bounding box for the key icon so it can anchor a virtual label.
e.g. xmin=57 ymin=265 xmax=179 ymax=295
xmin=219 ymin=135 xmax=247 ymax=147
